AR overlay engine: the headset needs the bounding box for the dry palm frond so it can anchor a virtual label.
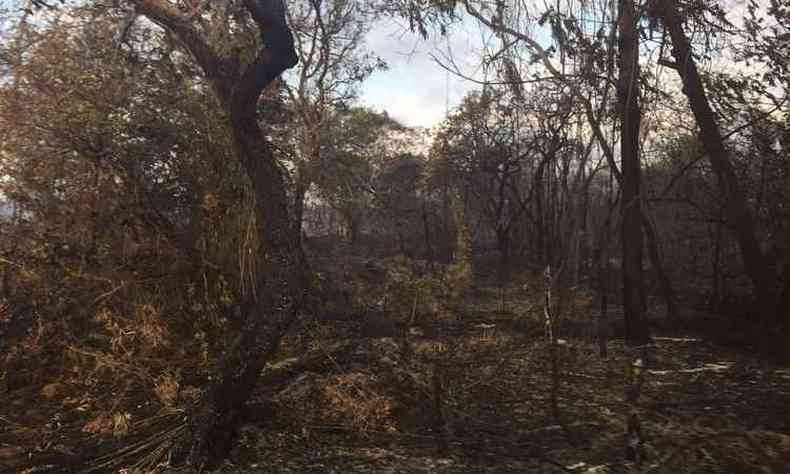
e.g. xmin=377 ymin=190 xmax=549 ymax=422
xmin=84 ymin=410 xmax=186 ymax=473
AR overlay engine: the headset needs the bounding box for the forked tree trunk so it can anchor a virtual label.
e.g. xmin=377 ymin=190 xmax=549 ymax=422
xmin=184 ymin=113 xmax=309 ymax=468
xmin=618 ymin=0 xmax=650 ymax=345
xmin=130 ymin=0 xmax=307 ymax=468
xmin=656 ymin=0 xmax=777 ymax=328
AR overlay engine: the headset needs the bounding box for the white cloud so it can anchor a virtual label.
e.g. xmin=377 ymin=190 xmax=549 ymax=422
xmin=359 ymin=17 xmax=483 ymax=128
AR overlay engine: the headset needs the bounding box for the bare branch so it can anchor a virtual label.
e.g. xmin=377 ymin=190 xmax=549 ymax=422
xmin=129 ymin=0 xmax=231 ymax=100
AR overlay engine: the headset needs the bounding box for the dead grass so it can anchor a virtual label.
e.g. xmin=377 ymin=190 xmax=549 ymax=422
xmin=2 ymin=274 xmax=789 ymax=473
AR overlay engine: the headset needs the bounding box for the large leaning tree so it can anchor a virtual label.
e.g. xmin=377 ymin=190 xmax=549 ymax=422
xmin=114 ymin=0 xmax=307 ymax=468
xmin=647 ymin=0 xmax=780 ymax=335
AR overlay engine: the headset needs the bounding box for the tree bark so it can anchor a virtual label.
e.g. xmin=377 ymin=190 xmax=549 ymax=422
xmin=189 ymin=50 xmax=308 ymax=474
xmin=583 ymin=49 xmax=678 ymax=327
xmin=535 ymin=166 xmax=546 ymax=266
xmin=641 ymin=211 xmax=678 ymax=319
xmin=130 ymin=0 xmax=307 ymax=468
xmin=618 ymin=0 xmax=649 ymax=345
xmin=657 ymin=0 xmax=777 ymax=327
xmin=711 ymin=217 xmax=724 ymax=310
xmin=596 ymin=245 xmax=610 ymax=358
xmin=779 ymin=260 xmax=790 ymax=331
xmin=422 ymin=200 xmax=435 ymax=265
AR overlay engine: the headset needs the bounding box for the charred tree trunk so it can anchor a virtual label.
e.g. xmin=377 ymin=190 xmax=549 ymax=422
xmin=618 ymin=0 xmax=649 ymax=346
xmin=779 ymin=260 xmax=790 ymax=331
xmin=596 ymin=246 xmax=610 ymax=358
xmin=641 ymin=212 xmax=678 ymax=319
xmin=130 ymin=0 xmax=307 ymax=468
xmin=498 ymin=229 xmax=511 ymax=313
xmin=596 ymin=191 xmax=618 ymax=358
xmin=535 ymin=170 xmax=546 ymax=266
xmin=187 ymin=49 xmax=307 ymax=474
xmin=657 ymin=0 xmax=777 ymax=328
xmin=187 ymin=107 xmax=308 ymax=458
xmin=586 ymin=71 xmax=677 ymax=334
xmin=422 ymin=201 xmax=435 ymax=265
xmin=711 ymin=216 xmax=724 ymax=310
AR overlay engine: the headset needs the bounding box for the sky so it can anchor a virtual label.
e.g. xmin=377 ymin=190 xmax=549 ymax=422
xmin=357 ymin=16 xmax=486 ymax=129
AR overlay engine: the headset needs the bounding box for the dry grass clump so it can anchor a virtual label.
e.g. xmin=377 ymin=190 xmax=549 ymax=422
xmin=153 ymin=371 xmax=181 ymax=408
xmin=94 ymin=303 xmax=171 ymax=358
xmin=323 ymin=372 xmax=399 ymax=432
xmin=273 ymin=340 xmax=434 ymax=435
xmin=0 ymin=283 xmax=224 ymax=469
xmin=274 ymin=371 xmax=396 ymax=432
xmin=647 ymin=425 xmax=790 ymax=473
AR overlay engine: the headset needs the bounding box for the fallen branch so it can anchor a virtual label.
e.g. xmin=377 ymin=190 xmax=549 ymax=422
xmin=648 ymin=363 xmax=731 ymax=376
